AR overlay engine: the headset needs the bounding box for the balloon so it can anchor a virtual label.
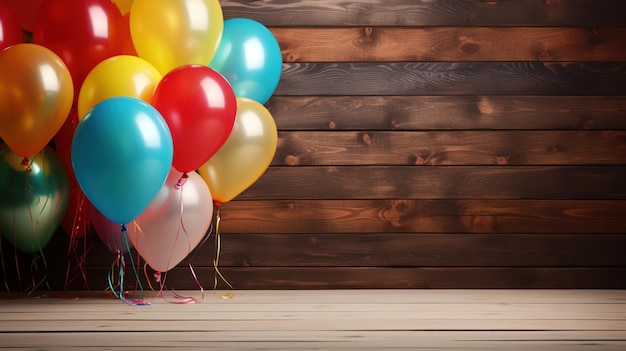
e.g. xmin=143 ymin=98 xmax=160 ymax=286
xmin=113 ymin=0 xmax=133 ymax=14
xmin=78 ymin=55 xmax=162 ymax=119
xmin=33 ymin=0 xmax=124 ymax=100
xmin=91 ymin=206 xmax=131 ymax=254
xmin=1 ymin=0 xmax=43 ymax=32
xmin=120 ymin=13 xmax=137 ymax=56
xmin=198 ymin=98 xmax=278 ymax=203
xmin=0 ymin=2 xmax=22 ymax=51
xmin=152 ymin=65 xmax=237 ymax=173
xmin=54 ymin=108 xmax=79 ymax=185
xmin=209 ymin=18 xmax=283 ymax=104
xmin=128 ymin=169 xmax=213 ymax=272
xmin=0 ymin=145 xmax=70 ymax=254
xmin=71 ymin=96 xmax=173 ymax=224
xmin=0 ymin=43 xmax=73 ymax=158
xmin=129 ymin=0 xmax=223 ymax=75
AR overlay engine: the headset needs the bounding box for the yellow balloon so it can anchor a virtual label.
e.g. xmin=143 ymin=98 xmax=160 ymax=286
xmin=113 ymin=0 xmax=133 ymax=14
xmin=78 ymin=55 xmax=162 ymax=119
xmin=0 ymin=43 xmax=73 ymax=158
xmin=129 ymin=0 xmax=223 ymax=75
xmin=198 ymin=98 xmax=278 ymax=203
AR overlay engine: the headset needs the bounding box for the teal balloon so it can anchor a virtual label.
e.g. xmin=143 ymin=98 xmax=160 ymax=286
xmin=71 ymin=97 xmax=173 ymax=224
xmin=209 ymin=18 xmax=282 ymax=104
xmin=0 ymin=145 xmax=70 ymax=254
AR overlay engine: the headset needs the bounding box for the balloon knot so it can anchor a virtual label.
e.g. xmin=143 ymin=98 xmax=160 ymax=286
xmin=120 ymin=224 xmax=127 ymax=232
xmin=21 ymin=157 xmax=32 ymax=173
xmin=213 ymin=200 xmax=222 ymax=208
xmin=154 ymin=272 xmax=162 ymax=283
xmin=175 ymin=173 xmax=189 ymax=189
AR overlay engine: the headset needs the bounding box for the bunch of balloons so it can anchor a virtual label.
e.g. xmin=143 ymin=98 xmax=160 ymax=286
xmin=0 ymin=0 xmax=281 ymax=276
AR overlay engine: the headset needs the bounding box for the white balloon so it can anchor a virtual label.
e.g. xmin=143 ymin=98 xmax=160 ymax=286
xmin=127 ymin=169 xmax=213 ymax=272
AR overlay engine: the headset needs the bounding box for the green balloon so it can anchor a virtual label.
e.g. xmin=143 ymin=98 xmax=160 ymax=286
xmin=0 ymin=145 xmax=69 ymax=254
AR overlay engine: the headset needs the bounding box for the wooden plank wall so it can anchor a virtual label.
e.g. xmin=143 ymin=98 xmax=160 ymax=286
xmin=2 ymin=0 xmax=626 ymax=290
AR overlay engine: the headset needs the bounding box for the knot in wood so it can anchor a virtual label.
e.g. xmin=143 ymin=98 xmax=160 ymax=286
xmin=496 ymin=156 xmax=509 ymax=165
xmin=285 ymin=155 xmax=300 ymax=166
xmin=539 ymin=51 xmax=553 ymax=61
xmin=356 ymin=27 xmax=378 ymax=47
xmin=471 ymin=214 xmax=495 ymax=232
xmin=461 ymin=43 xmax=481 ymax=55
xmin=360 ymin=133 xmax=372 ymax=146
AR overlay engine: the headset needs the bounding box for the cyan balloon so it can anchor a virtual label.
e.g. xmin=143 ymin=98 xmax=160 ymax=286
xmin=71 ymin=96 xmax=173 ymax=224
xmin=0 ymin=145 xmax=70 ymax=254
xmin=209 ymin=18 xmax=282 ymax=104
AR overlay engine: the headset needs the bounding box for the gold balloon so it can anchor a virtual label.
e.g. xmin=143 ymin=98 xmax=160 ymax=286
xmin=129 ymin=0 xmax=223 ymax=75
xmin=77 ymin=55 xmax=162 ymax=119
xmin=0 ymin=43 xmax=73 ymax=158
xmin=113 ymin=0 xmax=133 ymax=14
xmin=198 ymin=98 xmax=278 ymax=203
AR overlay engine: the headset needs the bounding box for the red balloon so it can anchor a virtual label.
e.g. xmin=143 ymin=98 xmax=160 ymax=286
xmin=1 ymin=0 xmax=43 ymax=32
xmin=54 ymin=108 xmax=79 ymax=185
xmin=32 ymin=0 xmax=124 ymax=101
xmin=120 ymin=12 xmax=137 ymax=56
xmin=0 ymin=2 xmax=22 ymax=50
xmin=152 ymin=65 xmax=237 ymax=173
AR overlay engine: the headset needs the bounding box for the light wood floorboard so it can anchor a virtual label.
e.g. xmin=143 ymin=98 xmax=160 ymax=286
xmin=0 ymin=290 xmax=625 ymax=350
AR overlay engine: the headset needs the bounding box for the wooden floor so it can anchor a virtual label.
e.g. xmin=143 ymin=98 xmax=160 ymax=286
xmin=0 ymin=289 xmax=625 ymax=350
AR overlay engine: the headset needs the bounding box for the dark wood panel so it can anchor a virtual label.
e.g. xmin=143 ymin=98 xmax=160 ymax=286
xmin=276 ymin=62 xmax=626 ymax=96
xmin=218 ymin=200 xmax=626 ymax=234
xmin=274 ymin=27 xmax=626 ymax=62
xmin=222 ymin=0 xmax=626 ymax=27
xmin=81 ymin=267 xmax=626 ymax=290
xmin=241 ymin=166 xmax=626 ymax=200
xmin=194 ymin=233 xmax=626 ymax=268
xmin=80 ymin=233 xmax=626 ymax=268
xmin=275 ymin=131 xmax=626 ymax=166
xmin=268 ymin=96 xmax=626 ymax=130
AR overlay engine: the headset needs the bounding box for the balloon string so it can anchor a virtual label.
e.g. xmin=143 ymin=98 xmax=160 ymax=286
xmin=121 ymin=225 xmax=150 ymax=306
xmin=64 ymin=190 xmax=89 ymax=290
xmin=153 ymin=178 xmax=202 ymax=304
xmin=24 ymin=159 xmax=51 ymax=295
xmin=106 ymin=251 xmax=122 ymax=299
xmin=26 ymin=250 xmax=50 ymax=296
xmin=213 ymin=204 xmax=235 ymax=299
xmin=175 ymin=172 xmax=189 ymax=189
xmin=10 ymin=165 xmax=23 ymax=291
xmin=106 ymin=229 xmax=150 ymax=306
xmin=0 ymin=232 xmax=9 ymax=291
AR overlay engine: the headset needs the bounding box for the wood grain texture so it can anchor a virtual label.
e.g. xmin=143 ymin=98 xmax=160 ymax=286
xmin=268 ymin=96 xmax=626 ymax=130
xmin=276 ymin=62 xmax=626 ymax=96
xmin=274 ymin=27 xmax=626 ymax=62
xmin=81 ymin=267 xmax=626 ymax=289
xmin=4 ymin=1 xmax=626 ymax=291
xmin=274 ymin=131 xmax=626 ymax=166
xmin=217 ymin=199 xmax=626 ymax=234
xmin=1 ymin=290 xmax=625 ymax=350
xmin=240 ymin=166 xmax=626 ymax=200
xmin=221 ymin=0 xmax=626 ymax=27
xmin=192 ymin=233 xmax=626 ymax=267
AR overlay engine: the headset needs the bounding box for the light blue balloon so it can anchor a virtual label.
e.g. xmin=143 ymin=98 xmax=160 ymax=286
xmin=210 ymin=18 xmax=282 ymax=104
xmin=71 ymin=97 xmax=173 ymax=224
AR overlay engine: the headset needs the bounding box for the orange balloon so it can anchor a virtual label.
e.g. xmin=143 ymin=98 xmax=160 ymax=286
xmin=0 ymin=43 xmax=73 ymax=158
